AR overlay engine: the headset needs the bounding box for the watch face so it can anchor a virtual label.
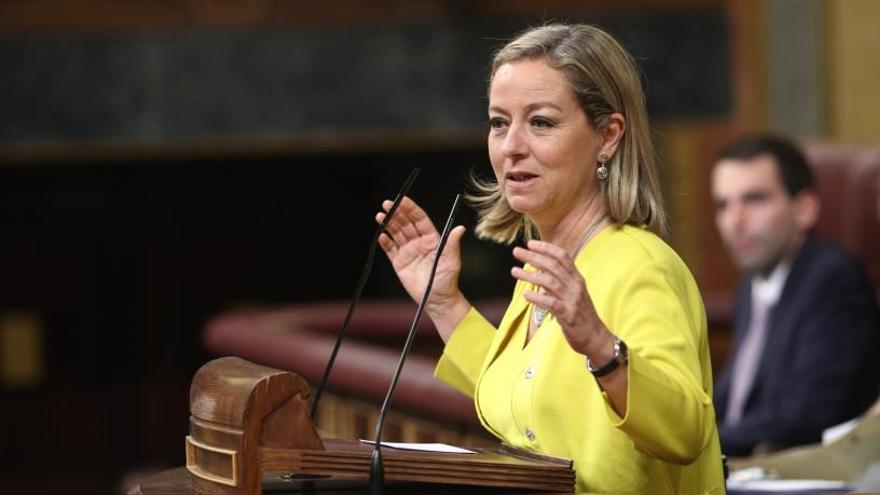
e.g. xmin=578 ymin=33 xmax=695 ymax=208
xmin=618 ymin=340 xmax=628 ymax=360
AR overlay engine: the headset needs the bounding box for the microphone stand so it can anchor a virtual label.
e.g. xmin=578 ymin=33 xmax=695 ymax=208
xmin=369 ymin=194 xmax=462 ymax=495
xmin=309 ymin=167 xmax=420 ymax=421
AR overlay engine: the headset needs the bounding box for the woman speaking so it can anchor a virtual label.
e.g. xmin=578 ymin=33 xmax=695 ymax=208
xmin=376 ymin=24 xmax=724 ymax=494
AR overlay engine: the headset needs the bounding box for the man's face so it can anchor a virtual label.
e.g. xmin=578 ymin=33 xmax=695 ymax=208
xmin=711 ymin=154 xmax=806 ymax=276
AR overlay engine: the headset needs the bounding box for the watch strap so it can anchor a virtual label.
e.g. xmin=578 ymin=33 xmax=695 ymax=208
xmin=587 ymin=338 xmax=628 ymax=378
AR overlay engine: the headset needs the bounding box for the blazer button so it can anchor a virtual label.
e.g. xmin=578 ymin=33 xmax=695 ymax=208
xmin=524 ymin=367 xmax=535 ymax=379
xmin=525 ymin=428 xmax=536 ymax=442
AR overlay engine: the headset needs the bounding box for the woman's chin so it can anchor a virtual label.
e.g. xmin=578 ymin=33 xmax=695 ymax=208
xmin=506 ymin=196 xmax=541 ymax=216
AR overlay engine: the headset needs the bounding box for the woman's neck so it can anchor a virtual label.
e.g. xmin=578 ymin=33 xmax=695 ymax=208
xmin=533 ymin=196 xmax=608 ymax=255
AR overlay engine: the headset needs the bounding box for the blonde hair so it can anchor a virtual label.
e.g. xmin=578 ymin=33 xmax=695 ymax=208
xmin=469 ymin=23 xmax=668 ymax=244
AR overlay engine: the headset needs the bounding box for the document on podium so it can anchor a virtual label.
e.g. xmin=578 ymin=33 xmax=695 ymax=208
xmin=727 ymin=478 xmax=850 ymax=492
xmin=358 ymin=439 xmax=476 ymax=454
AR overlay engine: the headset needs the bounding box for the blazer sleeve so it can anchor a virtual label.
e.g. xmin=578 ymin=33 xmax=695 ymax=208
xmin=599 ymin=258 xmax=717 ymax=465
xmin=434 ymin=307 xmax=497 ymax=398
xmin=718 ymin=260 xmax=880 ymax=455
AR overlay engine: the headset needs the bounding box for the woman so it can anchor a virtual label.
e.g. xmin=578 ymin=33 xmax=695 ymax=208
xmin=376 ymin=24 xmax=724 ymax=493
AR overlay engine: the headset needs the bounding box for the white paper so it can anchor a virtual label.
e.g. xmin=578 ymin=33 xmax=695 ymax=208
xmin=822 ymin=416 xmax=860 ymax=445
xmin=727 ymin=478 xmax=849 ymax=491
xmin=358 ymin=439 xmax=476 ymax=454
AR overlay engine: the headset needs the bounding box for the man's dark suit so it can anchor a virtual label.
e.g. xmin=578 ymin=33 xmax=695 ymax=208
xmin=714 ymin=235 xmax=880 ymax=456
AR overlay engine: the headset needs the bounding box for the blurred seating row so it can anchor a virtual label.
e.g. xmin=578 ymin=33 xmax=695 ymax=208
xmin=204 ymin=300 xmax=508 ymax=434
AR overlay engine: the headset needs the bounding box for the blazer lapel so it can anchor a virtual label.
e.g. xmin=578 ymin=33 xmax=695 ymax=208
xmin=482 ymin=278 xmax=530 ymax=370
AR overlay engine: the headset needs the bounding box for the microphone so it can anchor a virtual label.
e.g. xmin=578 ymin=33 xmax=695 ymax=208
xmin=309 ymin=167 xmax=420 ymax=420
xmin=369 ymin=193 xmax=463 ymax=495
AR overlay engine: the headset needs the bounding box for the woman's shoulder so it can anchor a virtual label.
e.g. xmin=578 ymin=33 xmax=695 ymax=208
xmin=580 ymin=224 xmax=700 ymax=291
xmin=593 ymin=224 xmax=682 ymax=265
xmin=587 ymin=225 xmax=704 ymax=317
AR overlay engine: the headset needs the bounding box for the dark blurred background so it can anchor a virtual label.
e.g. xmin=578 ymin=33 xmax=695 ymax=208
xmin=1 ymin=0 xmax=877 ymax=493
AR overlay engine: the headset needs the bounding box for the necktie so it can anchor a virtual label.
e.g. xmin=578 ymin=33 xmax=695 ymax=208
xmin=725 ymin=297 xmax=771 ymax=426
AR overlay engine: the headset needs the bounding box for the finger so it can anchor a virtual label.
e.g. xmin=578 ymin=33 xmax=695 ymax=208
xmin=375 ymin=211 xmax=390 ymax=228
xmin=378 ymin=231 xmax=398 ymax=255
xmin=382 ymin=197 xmax=426 ymax=243
xmin=525 ymin=241 xmax=576 ymax=275
xmin=379 ymin=201 xmax=406 ymax=234
xmin=513 ymin=246 xmax=569 ymax=279
xmin=381 ymin=199 xmax=397 ymax=213
xmin=525 ymin=239 xmax=570 ymax=259
xmin=376 ymin=212 xmax=405 ymax=246
xmin=381 ymin=196 xmax=421 ymax=223
xmin=391 ymin=219 xmax=415 ymax=244
xmin=395 ymin=208 xmax=422 ymax=242
xmin=522 ymin=289 xmax=561 ymax=314
xmin=397 ymin=196 xmax=440 ymax=242
xmin=378 ymin=210 xmax=414 ymax=244
xmin=523 ymin=290 xmax=586 ymax=332
xmin=441 ymin=225 xmax=466 ymax=263
xmin=511 ymin=266 xmax=563 ymax=295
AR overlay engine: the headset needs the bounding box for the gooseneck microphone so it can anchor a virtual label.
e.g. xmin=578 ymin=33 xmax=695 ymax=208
xmin=369 ymin=193 xmax=462 ymax=495
xmin=309 ymin=167 xmax=420 ymax=421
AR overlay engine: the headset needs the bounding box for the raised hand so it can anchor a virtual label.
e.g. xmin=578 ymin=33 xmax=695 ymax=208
xmin=376 ymin=196 xmax=470 ymax=341
xmin=510 ymin=240 xmax=613 ymax=358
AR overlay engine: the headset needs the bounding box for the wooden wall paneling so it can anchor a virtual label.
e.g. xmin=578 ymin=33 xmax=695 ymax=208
xmin=1 ymin=11 xmax=731 ymax=163
xmin=656 ymin=121 xmax=739 ymax=372
xmin=726 ymin=0 xmax=768 ymax=131
xmin=765 ymin=0 xmax=825 ymax=137
xmin=825 ymin=0 xmax=880 ymax=145
xmin=0 ymin=1 xmax=191 ymax=33
xmin=657 ymin=121 xmax=740 ymax=295
xmin=188 ymin=0 xmax=274 ymax=26
xmin=269 ymin=0 xmax=454 ymax=26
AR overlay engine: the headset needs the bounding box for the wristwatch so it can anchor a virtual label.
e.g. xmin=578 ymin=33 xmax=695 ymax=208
xmin=587 ymin=337 xmax=628 ymax=378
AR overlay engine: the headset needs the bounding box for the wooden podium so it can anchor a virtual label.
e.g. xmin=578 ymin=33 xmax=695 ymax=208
xmin=182 ymin=357 xmax=575 ymax=494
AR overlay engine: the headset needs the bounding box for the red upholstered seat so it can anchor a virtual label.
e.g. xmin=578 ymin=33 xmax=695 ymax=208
xmin=202 ymin=299 xmax=508 ymax=427
xmin=806 ymin=143 xmax=880 ymax=289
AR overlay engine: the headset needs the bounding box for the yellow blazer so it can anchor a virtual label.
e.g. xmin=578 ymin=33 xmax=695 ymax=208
xmin=435 ymin=225 xmax=725 ymax=494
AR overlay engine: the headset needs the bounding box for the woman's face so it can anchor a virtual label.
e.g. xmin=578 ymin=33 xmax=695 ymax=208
xmin=487 ymin=58 xmax=604 ymax=222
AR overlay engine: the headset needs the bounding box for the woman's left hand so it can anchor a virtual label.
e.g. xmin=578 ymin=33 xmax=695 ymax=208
xmin=511 ymin=239 xmax=612 ymax=357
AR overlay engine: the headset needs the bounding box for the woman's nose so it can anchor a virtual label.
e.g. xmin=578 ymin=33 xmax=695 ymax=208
xmin=501 ymin=124 xmax=528 ymax=158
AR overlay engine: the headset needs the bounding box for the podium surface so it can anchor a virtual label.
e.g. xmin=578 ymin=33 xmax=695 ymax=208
xmin=182 ymin=357 xmax=574 ymax=494
xmin=132 ymin=467 xmax=575 ymax=494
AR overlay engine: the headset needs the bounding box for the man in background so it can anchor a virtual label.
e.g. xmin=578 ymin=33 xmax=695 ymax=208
xmin=711 ymin=133 xmax=880 ymax=456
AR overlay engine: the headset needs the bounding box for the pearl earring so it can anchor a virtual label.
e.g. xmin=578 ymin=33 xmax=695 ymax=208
xmin=597 ymin=153 xmax=609 ymax=181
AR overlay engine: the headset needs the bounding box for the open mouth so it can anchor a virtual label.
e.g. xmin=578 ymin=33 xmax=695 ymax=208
xmin=506 ymin=171 xmax=539 ymax=183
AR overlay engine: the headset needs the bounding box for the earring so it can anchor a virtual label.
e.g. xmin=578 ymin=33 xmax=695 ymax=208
xmin=597 ymin=153 xmax=609 ymax=181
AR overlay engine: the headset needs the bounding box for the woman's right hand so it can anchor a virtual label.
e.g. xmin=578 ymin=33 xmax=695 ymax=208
xmin=376 ymin=196 xmax=470 ymax=341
